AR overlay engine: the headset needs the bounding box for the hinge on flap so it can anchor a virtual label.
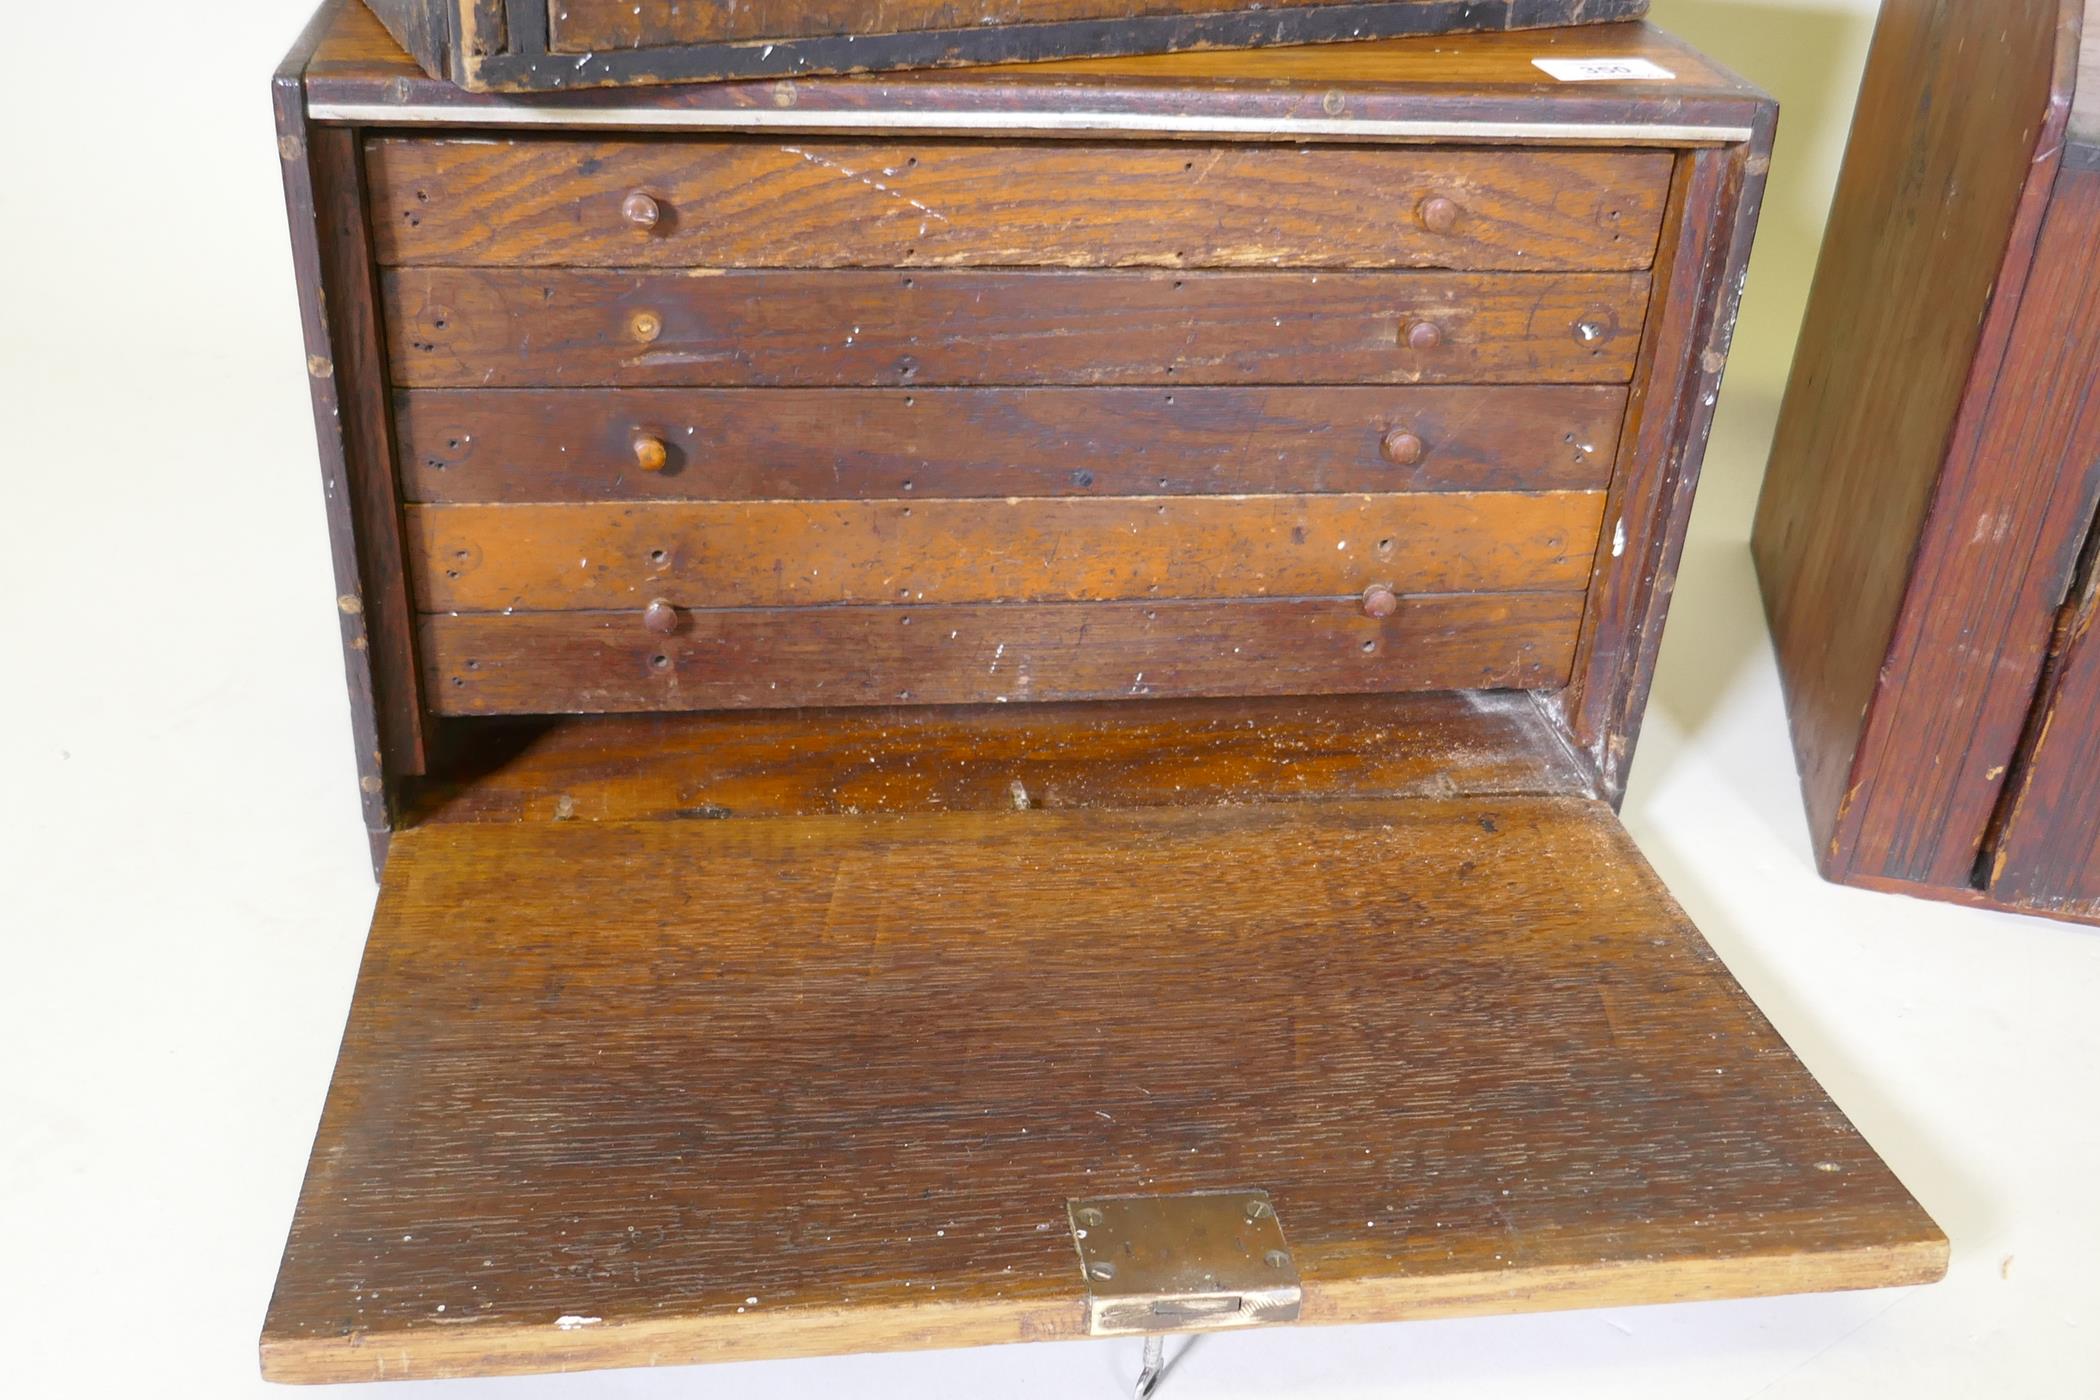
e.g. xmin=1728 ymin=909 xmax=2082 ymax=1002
xmin=1067 ymin=1189 xmax=1303 ymax=1339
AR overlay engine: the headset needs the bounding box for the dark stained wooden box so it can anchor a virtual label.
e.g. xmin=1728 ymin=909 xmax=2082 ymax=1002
xmin=364 ymin=0 xmax=1649 ymax=92
xmin=266 ymin=3 xmax=1944 ymax=1387
xmin=1755 ymin=0 xmax=2100 ymax=925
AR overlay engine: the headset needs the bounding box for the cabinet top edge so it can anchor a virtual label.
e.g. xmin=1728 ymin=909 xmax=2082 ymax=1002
xmin=304 ymin=100 xmax=1757 ymax=144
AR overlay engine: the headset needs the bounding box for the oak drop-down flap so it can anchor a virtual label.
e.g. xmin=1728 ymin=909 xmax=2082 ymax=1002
xmin=261 ymin=797 xmax=1945 ymax=1383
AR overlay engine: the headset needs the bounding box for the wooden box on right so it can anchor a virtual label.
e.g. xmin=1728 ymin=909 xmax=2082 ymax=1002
xmin=1755 ymin=0 xmax=2100 ymax=924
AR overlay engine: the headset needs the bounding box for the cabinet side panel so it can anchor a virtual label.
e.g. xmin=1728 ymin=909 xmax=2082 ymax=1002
xmin=1554 ymin=122 xmax=1774 ymax=801
xmin=276 ymin=22 xmax=392 ymax=863
xmin=1980 ymin=163 xmax=2100 ymax=913
xmin=1752 ymin=0 xmax=2075 ymax=877
xmin=1990 ymin=547 xmax=2100 ymax=915
xmin=1855 ymin=153 xmax=2100 ymax=890
xmin=311 ymin=130 xmax=428 ymax=780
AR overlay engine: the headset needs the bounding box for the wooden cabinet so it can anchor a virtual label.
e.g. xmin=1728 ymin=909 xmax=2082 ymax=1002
xmin=1754 ymin=0 xmax=2100 ymax=925
xmin=267 ymin=2 xmax=1943 ymax=1386
xmin=359 ymin=0 xmax=1647 ymax=92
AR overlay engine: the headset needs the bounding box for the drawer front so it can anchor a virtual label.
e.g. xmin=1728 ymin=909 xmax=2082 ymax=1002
xmin=395 ymin=386 xmax=1627 ymax=502
xmin=420 ymin=593 xmax=1584 ymax=714
xmin=368 ymin=138 xmax=1671 ymax=272
xmin=407 ymin=493 xmax=1603 ymax=611
xmin=381 ymin=268 xmax=1649 ymax=388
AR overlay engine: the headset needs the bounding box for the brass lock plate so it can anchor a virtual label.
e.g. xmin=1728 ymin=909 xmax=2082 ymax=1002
xmin=1067 ymin=1189 xmax=1303 ymax=1337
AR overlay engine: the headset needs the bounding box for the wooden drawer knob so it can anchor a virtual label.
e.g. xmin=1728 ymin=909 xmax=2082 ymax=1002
xmin=643 ymin=598 xmax=679 ymax=634
xmin=622 ymin=191 xmax=662 ymax=230
xmin=632 ymin=432 xmax=669 ymax=471
xmin=1362 ymin=584 xmax=1399 ymax=619
xmin=1417 ymin=195 xmax=1462 ymax=233
xmin=630 ymin=310 xmax=663 ymax=343
xmin=1380 ymin=429 xmax=1426 ymax=466
xmin=1402 ymin=320 xmax=1444 ymax=352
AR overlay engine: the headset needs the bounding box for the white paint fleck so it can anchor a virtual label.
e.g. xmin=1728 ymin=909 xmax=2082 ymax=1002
xmin=781 ymin=146 xmax=950 ymax=223
xmin=1611 ymin=519 xmax=1627 ymax=558
xmin=554 ymin=1315 xmax=603 ymax=1330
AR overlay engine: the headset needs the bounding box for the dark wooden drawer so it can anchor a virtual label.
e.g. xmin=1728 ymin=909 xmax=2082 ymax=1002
xmin=382 ymin=268 xmax=1650 ymax=388
xmin=539 ymin=0 xmax=1627 ymax=59
xmin=420 ymin=592 xmax=1585 ymax=714
xmin=394 ymin=385 xmax=1628 ymax=502
xmin=367 ymin=137 xmax=1672 ymax=272
xmin=406 ymin=493 xmax=1603 ymax=611
xmin=364 ymin=0 xmax=1648 ymax=92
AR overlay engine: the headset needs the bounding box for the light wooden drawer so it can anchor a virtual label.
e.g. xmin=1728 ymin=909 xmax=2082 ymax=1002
xmin=394 ymin=385 xmax=1628 ymax=502
xmin=405 ymin=493 xmax=1604 ymax=611
xmin=367 ymin=137 xmax=1673 ymax=271
xmin=420 ymin=593 xmax=1586 ymax=714
xmin=380 ymin=268 xmax=1651 ymax=388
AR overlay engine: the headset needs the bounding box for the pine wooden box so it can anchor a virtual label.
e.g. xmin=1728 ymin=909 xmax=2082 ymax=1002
xmin=265 ymin=3 xmax=1943 ymax=1387
xmin=364 ymin=0 xmax=1650 ymax=93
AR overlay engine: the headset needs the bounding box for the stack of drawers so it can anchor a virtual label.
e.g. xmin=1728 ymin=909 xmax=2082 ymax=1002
xmin=269 ymin=14 xmax=1959 ymax=1394
xmin=367 ymin=135 xmax=1670 ymax=714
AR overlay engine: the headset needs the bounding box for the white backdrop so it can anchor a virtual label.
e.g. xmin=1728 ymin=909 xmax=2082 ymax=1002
xmin=3 ymin=2 xmax=2096 ymax=1395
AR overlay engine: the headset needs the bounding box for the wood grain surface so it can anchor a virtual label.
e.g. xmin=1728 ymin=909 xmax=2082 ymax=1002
xmin=1752 ymin=0 xmax=2081 ymax=882
xmin=407 ymin=493 xmax=1603 ymax=610
xmin=261 ymin=799 xmax=1946 ymax=1383
xmin=380 ymin=268 xmax=1651 ymax=388
xmin=550 ymin=0 xmax=1408 ymax=48
xmin=309 ymin=131 xmax=428 ymax=781
xmin=394 ymin=385 xmax=1626 ymax=502
xmin=367 ymin=0 xmax=1650 ymax=92
xmin=419 ymin=592 xmax=1583 ymax=713
xmin=1554 ymin=131 xmax=1768 ymax=802
xmin=1832 ymin=149 xmax=2100 ymax=893
xmin=402 ymin=691 xmax=1595 ymax=825
xmin=305 ymin=1 xmax=1742 ymax=116
xmin=2076 ymin=11 xmax=2100 ymax=149
xmin=368 ymin=137 xmax=1669 ymax=271
xmin=275 ymin=9 xmax=419 ymax=867
xmin=1990 ymin=526 xmax=2100 ymax=914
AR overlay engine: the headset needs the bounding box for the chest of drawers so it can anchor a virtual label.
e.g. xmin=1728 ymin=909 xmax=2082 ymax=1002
xmin=264 ymin=2 xmax=1943 ymax=1387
